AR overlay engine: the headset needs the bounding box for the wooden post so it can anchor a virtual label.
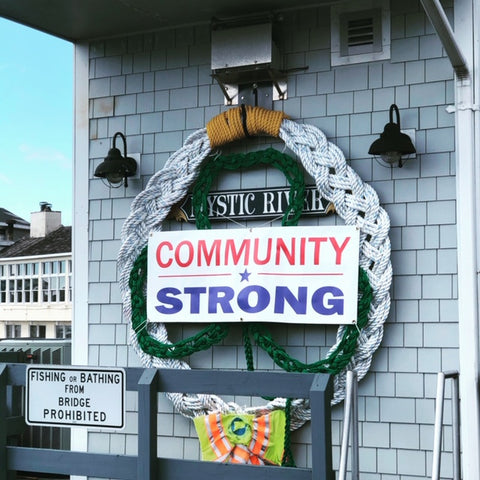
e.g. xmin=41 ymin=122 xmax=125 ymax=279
xmin=310 ymin=374 xmax=333 ymax=480
xmin=137 ymin=368 xmax=158 ymax=479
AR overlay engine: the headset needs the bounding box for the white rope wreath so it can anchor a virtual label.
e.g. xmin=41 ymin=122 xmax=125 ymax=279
xmin=118 ymin=117 xmax=392 ymax=429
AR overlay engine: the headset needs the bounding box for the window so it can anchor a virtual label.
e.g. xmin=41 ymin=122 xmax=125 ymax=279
xmin=30 ymin=325 xmax=46 ymax=338
xmin=55 ymin=324 xmax=72 ymax=339
xmin=6 ymin=324 xmax=22 ymax=338
xmin=0 ymin=279 xmax=5 ymax=303
xmin=331 ymin=0 xmax=390 ymax=66
xmin=0 ymin=257 xmax=70 ymax=304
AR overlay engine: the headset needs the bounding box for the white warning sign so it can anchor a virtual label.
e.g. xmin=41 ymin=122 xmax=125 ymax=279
xmin=26 ymin=366 xmax=125 ymax=429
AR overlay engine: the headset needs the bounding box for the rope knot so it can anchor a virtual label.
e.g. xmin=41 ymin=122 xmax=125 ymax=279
xmin=207 ymin=106 xmax=288 ymax=148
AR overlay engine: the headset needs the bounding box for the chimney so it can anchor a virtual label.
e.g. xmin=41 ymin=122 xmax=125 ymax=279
xmin=30 ymin=202 xmax=62 ymax=238
xmin=6 ymin=220 xmax=15 ymax=241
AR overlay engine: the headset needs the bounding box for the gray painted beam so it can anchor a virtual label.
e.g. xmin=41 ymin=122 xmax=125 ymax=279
xmin=154 ymin=368 xmax=319 ymax=397
xmin=7 ymin=447 xmax=137 ymax=479
xmin=310 ymin=374 xmax=333 ymax=480
xmin=7 ymin=447 xmax=312 ymax=480
xmin=157 ymin=457 xmax=312 ymax=480
xmin=4 ymin=364 xmax=321 ymax=396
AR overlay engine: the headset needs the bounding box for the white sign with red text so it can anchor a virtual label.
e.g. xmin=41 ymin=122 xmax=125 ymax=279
xmin=147 ymin=226 xmax=359 ymax=324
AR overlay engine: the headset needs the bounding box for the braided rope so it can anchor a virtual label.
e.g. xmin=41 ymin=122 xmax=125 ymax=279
xmin=118 ymin=109 xmax=392 ymax=424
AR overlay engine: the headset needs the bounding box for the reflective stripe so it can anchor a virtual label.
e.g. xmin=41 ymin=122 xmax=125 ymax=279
xmin=250 ymin=414 xmax=270 ymax=459
xmin=207 ymin=413 xmax=232 ymax=461
xmin=249 ymin=454 xmax=265 ymax=465
xmin=204 ymin=415 xmax=223 ymax=459
xmin=230 ymin=444 xmax=251 ymax=464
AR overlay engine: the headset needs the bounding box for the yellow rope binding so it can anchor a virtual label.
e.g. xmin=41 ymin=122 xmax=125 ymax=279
xmin=206 ymin=106 xmax=288 ymax=148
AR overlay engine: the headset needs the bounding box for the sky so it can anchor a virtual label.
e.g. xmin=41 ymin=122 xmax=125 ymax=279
xmin=0 ymin=18 xmax=73 ymax=226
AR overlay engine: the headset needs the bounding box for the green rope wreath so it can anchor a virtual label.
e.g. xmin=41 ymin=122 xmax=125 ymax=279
xmin=129 ymin=147 xmax=373 ymax=374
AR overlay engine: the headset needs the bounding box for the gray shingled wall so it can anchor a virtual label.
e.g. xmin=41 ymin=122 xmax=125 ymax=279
xmin=86 ymin=1 xmax=457 ymax=478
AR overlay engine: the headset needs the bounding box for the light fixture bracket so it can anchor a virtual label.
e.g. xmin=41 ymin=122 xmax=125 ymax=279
xmin=368 ymin=104 xmax=416 ymax=167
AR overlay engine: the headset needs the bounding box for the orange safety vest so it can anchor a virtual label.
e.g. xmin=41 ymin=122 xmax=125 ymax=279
xmin=194 ymin=410 xmax=285 ymax=465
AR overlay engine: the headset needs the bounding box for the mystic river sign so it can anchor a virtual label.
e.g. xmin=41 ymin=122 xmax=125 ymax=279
xmin=147 ymin=226 xmax=359 ymax=325
xmin=173 ymin=186 xmax=334 ymax=222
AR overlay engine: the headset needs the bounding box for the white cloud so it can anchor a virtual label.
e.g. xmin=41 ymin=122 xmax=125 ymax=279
xmin=18 ymin=144 xmax=72 ymax=170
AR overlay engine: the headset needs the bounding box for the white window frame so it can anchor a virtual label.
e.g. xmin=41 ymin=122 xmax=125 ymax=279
xmin=0 ymin=254 xmax=71 ymax=305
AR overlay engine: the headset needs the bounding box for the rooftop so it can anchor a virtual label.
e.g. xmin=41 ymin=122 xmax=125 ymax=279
xmin=0 ymin=225 xmax=71 ymax=258
xmin=0 ymin=208 xmax=29 ymax=228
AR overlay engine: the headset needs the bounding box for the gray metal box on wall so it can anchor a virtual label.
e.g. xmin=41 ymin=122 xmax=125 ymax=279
xmin=211 ymin=23 xmax=280 ymax=70
xmin=211 ymin=22 xmax=285 ymax=105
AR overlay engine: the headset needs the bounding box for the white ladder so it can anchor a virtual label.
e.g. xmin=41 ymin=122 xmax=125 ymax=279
xmin=432 ymin=371 xmax=461 ymax=480
xmin=338 ymin=370 xmax=359 ymax=480
xmin=337 ymin=370 xmax=461 ymax=480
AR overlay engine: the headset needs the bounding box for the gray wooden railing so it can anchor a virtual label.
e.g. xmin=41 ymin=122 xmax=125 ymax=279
xmin=0 ymin=341 xmax=72 ymax=452
xmin=1 ymin=363 xmax=334 ymax=480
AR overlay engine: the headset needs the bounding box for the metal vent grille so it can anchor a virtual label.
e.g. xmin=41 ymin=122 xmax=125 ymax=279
xmin=340 ymin=8 xmax=382 ymax=57
xmin=347 ymin=16 xmax=374 ymax=48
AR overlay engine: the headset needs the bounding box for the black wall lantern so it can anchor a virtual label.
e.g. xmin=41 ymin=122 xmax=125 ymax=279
xmin=368 ymin=104 xmax=416 ymax=168
xmin=94 ymin=132 xmax=138 ymax=187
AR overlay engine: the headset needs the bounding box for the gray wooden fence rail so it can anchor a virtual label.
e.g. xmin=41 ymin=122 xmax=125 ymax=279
xmin=1 ymin=363 xmax=333 ymax=480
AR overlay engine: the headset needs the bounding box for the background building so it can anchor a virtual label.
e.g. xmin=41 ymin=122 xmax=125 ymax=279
xmin=0 ymin=204 xmax=72 ymax=339
xmin=0 ymin=208 xmax=30 ymax=251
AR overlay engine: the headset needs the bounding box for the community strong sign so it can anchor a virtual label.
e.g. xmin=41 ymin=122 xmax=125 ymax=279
xmin=147 ymin=226 xmax=359 ymax=325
